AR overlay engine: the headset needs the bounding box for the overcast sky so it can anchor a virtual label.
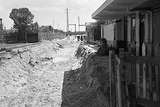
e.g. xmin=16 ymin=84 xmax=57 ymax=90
xmin=0 ymin=0 xmax=105 ymax=31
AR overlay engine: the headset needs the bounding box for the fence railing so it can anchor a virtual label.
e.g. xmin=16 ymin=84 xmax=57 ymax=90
xmin=109 ymin=50 xmax=160 ymax=107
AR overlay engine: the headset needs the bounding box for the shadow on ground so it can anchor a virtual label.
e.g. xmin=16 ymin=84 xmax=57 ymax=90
xmin=61 ymin=62 xmax=109 ymax=107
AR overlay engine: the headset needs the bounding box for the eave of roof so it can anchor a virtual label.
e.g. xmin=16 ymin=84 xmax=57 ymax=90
xmin=92 ymin=0 xmax=148 ymax=20
xmin=131 ymin=0 xmax=160 ymax=11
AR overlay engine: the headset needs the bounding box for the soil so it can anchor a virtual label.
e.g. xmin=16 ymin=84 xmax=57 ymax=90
xmin=61 ymin=43 xmax=110 ymax=107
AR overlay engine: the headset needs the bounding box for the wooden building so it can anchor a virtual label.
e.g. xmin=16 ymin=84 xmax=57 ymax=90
xmin=86 ymin=22 xmax=101 ymax=42
xmin=92 ymin=0 xmax=160 ymax=107
xmin=0 ymin=18 xmax=4 ymax=43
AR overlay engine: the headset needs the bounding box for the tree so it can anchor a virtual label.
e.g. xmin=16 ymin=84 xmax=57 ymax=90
xmin=9 ymin=8 xmax=34 ymax=42
xmin=39 ymin=26 xmax=54 ymax=32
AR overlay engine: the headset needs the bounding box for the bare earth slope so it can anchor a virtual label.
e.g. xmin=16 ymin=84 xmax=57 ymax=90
xmin=0 ymin=37 xmax=80 ymax=107
xmin=0 ymin=38 xmax=109 ymax=107
xmin=62 ymin=43 xmax=109 ymax=107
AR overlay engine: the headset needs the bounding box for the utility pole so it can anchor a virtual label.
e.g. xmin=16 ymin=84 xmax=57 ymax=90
xmin=66 ymin=8 xmax=69 ymax=33
xmin=77 ymin=16 xmax=85 ymax=32
xmin=52 ymin=17 xmax=55 ymax=29
xmin=78 ymin=16 xmax=80 ymax=31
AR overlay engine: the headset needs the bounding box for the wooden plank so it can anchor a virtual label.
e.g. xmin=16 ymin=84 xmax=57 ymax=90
xmin=127 ymin=16 xmax=131 ymax=42
xmin=145 ymin=13 xmax=149 ymax=43
xmin=121 ymin=56 xmax=160 ymax=64
xmin=148 ymin=64 xmax=152 ymax=99
xmin=143 ymin=64 xmax=146 ymax=98
xmin=157 ymin=65 xmax=160 ymax=101
xmin=155 ymin=65 xmax=159 ymax=101
xmin=135 ymin=11 xmax=141 ymax=100
xmin=136 ymin=64 xmax=140 ymax=97
xmin=135 ymin=13 xmax=140 ymax=98
xmin=116 ymin=56 xmax=122 ymax=107
xmin=109 ymin=51 xmax=112 ymax=107
xmin=136 ymin=12 xmax=140 ymax=56
xmin=149 ymin=11 xmax=153 ymax=43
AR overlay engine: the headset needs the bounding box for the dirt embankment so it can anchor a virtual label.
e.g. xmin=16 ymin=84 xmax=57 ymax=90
xmin=0 ymin=37 xmax=79 ymax=107
xmin=0 ymin=40 xmax=63 ymax=107
xmin=62 ymin=43 xmax=110 ymax=107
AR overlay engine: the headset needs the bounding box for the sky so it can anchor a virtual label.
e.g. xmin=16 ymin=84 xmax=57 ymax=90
xmin=0 ymin=0 xmax=105 ymax=31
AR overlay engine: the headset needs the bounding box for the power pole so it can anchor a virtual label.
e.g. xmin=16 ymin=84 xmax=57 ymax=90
xmin=52 ymin=17 xmax=55 ymax=29
xmin=66 ymin=8 xmax=69 ymax=33
xmin=78 ymin=16 xmax=85 ymax=32
xmin=78 ymin=16 xmax=80 ymax=31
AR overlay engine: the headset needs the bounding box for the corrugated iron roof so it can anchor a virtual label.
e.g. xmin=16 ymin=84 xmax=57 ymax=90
xmin=92 ymin=0 xmax=148 ymax=20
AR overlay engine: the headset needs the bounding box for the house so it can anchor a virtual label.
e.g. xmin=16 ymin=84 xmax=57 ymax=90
xmin=0 ymin=18 xmax=4 ymax=43
xmin=0 ymin=18 xmax=3 ymax=31
xmin=86 ymin=22 xmax=101 ymax=42
xmin=92 ymin=0 xmax=160 ymax=107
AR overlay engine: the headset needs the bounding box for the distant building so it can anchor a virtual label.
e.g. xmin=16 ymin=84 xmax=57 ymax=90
xmin=39 ymin=26 xmax=65 ymax=40
xmin=85 ymin=22 xmax=101 ymax=42
xmin=0 ymin=18 xmax=3 ymax=31
xmin=39 ymin=26 xmax=54 ymax=33
xmin=0 ymin=18 xmax=4 ymax=43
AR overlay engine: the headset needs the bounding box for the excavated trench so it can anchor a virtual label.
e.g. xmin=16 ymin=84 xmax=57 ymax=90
xmin=0 ymin=37 xmax=80 ymax=107
xmin=0 ymin=38 xmax=110 ymax=107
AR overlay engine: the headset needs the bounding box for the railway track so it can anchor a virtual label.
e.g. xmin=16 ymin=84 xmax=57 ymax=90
xmin=0 ymin=42 xmax=39 ymax=52
xmin=0 ymin=42 xmax=40 ymax=58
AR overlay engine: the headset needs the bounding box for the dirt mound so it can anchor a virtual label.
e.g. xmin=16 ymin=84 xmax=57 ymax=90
xmin=62 ymin=43 xmax=110 ymax=107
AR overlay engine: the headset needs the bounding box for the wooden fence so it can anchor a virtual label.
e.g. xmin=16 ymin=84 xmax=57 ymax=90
xmin=109 ymin=51 xmax=160 ymax=107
